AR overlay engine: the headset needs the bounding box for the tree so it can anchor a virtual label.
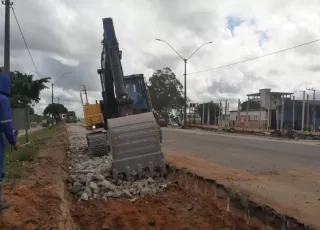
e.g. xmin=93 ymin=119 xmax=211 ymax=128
xmin=241 ymin=101 xmax=260 ymax=111
xmin=148 ymin=67 xmax=185 ymax=124
xmin=43 ymin=103 xmax=68 ymax=122
xmin=0 ymin=67 xmax=51 ymax=108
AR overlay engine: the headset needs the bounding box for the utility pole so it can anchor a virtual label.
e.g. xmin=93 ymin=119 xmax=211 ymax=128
xmin=57 ymin=97 xmax=60 ymax=104
xmin=201 ymin=103 xmax=205 ymax=127
xmin=306 ymin=94 xmax=309 ymax=130
xmin=306 ymin=88 xmax=316 ymax=132
xmin=301 ymin=91 xmax=305 ymax=131
xmin=2 ymin=0 xmax=13 ymax=74
xmin=237 ymin=99 xmax=241 ymax=129
xmin=219 ymin=100 xmax=222 ymax=127
xmin=280 ymin=95 xmax=284 ymax=131
xmin=246 ymin=96 xmax=249 ymax=129
xmin=184 ymin=59 xmax=187 ymax=127
xmin=51 ymin=83 xmax=54 ymax=127
xmin=207 ymin=102 xmax=210 ymax=125
xmin=292 ymin=96 xmax=295 ymax=130
xmin=214 ymin=103 xmax=217 ymax=126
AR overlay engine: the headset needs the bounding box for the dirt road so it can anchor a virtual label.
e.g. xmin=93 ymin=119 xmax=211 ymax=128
xmin=162 ymin=128 xmax=320 ymax=229
xmin=0 ymin=124 xmax=267 ymax=230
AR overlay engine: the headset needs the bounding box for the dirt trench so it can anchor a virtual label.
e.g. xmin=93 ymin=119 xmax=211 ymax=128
xmin=0 ymin=125 xmax=313 ymax=230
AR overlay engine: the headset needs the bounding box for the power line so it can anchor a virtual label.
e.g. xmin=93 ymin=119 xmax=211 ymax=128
xmin=188 ymin=39 xmax=320 ymax=75
xmin=11 ymin=6 xmax=41 ymax=79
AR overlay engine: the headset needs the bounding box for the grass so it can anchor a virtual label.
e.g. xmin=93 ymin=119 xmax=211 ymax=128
xmin=3 ymin=125 xmax=59 ymax=184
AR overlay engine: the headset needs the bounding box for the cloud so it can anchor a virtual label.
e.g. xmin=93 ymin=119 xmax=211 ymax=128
xmin=1 ymin=0 xmax=320 ymax=117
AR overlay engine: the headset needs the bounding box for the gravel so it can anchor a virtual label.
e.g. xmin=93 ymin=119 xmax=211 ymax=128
xmin=66 ymin=123 xmax=168 ymax=201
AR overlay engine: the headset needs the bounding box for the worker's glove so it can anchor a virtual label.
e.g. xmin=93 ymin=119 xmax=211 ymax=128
xmin=13 ymin=142 xmax=20 ymax=150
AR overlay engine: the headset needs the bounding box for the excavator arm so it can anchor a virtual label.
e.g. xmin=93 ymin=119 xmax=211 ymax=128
xmin=87 ymin=17 xmax=165 ymax=181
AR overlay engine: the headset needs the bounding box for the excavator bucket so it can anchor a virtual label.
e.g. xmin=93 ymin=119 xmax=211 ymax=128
xmin=107 ymin=112 xmax=166 ymax=181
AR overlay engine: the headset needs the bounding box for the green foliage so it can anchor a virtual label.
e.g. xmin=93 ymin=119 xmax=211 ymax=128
xmin=0 ymin=67 xmax=51 ymax=108
xmin=148 ymin=67 xmax=186 ymax=123
xmin=31 ymin=114 xmax=44 ymax=122
xmin=241 ymin=101 xmax=260 ymax=111
xmin=43 ymin=103 xmax=68 ymax=122
xmin=4 ymin=126 xmax=58 ymax=184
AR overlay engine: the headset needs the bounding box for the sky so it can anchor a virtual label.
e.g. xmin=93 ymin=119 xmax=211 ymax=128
xmin=1 ymin=0 xmax=320 ymax=117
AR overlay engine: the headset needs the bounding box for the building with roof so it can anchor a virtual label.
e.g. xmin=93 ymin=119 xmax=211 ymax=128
xmin=229 ymin=88 xmax=320 ymax=131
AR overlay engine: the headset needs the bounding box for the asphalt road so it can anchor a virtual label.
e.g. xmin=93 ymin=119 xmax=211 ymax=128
xmin=162 ymin=128 xmax=320 ymax=172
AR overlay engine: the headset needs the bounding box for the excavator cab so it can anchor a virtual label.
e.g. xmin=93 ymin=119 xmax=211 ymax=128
xmin=124 ymin=74 xmax=151 ymax=114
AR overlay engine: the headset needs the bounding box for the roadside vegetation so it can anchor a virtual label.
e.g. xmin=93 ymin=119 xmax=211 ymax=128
xmin=4 ymin=125 xmax=59 ymax=185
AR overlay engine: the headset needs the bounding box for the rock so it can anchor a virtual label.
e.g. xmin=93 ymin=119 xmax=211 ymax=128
xmin=65 ymin=175 xmax=75 ymax=184
xmin=112 ymin=190 xmax=123 ymax=198
xmin=141 ymin=187 xmax=151 ymax=196
xmin=123 ymin=189 xmax=133 ymax=197
xmin=185 ymin=204 xmax=193 ymax=211
xmin=129 ymin=197 xmax=139 ymax=203
xmin=93 ymin=174 xmax=105 ymax=181
xmin=71 ymin=183 xmax=83 ymax=194
xmin=105 ymin=191 xmax=114 ymax=197
xmin=84 ymin=187 xmax=93 ymax=197
xmin=89 ymin=182 xmax=99 ymax=191
xmin=161 ymin=184 xmax=168 ymax=190
xmin=147 ymin=177 xmax=154 ymax=184
xmin=101 ymin=180 xmax=116 ymax=191
xmin=81 ymin=192 xmax=89 ymax=201
xmin=101 ymin=180 xmax=112 ymax=189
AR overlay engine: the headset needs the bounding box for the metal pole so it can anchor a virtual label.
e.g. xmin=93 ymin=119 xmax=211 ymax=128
xmin=183 ymin=59 xmax=187 ymax=128
xmin=301 ymin=91 xmax=305 ymax=131
xmin=202 ymin=103 xmax=205 ymax=126
xmin=259 ymin=99 xmax=262 ymax=129
xmin=51 ymin=83 xmax=54 ymax=127
xmin=306 ymin=94 xmax=309 ymax=130
xmin=281 ymin=95 xmax=284 ymax=131
xmin=3 ymin=0 xmax=13 ymax=75
xmin=292 ymin=96 xmax=295 ymax=130
xmin=267 ymin=94 xmax=270 ymax=131
xmin=246 ymin=96 xmax=249 ymax=129
xmin=219 ymin=101 xmax=222 ymax=127
xmin=214 ymin=103 xmax=217 ymax=126
xmin=225 ymin=100 xmax=227 ymax=115
xmin=237 ymin=99 xmax=241 ymax=128
xmin=313 ymin=90 xmax=316 ymax=132
xmin=207 ymin=102 xmax=210 ymax=125
xmin=306 ymin=88 xmax=316 ymax=131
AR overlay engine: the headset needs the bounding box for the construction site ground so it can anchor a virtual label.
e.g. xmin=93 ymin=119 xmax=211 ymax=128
xmin=0 ymin=123 xmax=317 ymax=229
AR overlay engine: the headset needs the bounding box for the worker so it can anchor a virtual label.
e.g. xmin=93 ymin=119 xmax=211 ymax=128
xmin=0 ymin=72 xmax=19 ymax=210
xmin=127 ymin=84 xmax=143 ymax=104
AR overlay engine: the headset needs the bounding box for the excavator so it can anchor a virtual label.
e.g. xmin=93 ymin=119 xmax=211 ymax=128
xmin=86 ymin=17 xmax=165 ymax=181
xmin=80 ymin=85 xmax=105 ymax=130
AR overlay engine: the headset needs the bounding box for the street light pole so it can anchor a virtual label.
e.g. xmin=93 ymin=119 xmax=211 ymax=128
xmin=50 ymin=72 xmax=72 ymax=126
xmin=156 ymin=38 xmax=212 ymax=127
xmin=184 ymin=59 xmax=187 ymax=126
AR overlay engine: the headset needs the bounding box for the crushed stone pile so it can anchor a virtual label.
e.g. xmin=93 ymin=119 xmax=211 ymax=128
xmin=65 ymin=123 xmax=168 ymax=201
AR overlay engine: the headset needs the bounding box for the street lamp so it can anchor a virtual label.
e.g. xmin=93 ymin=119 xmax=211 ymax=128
xmin=156 ymin=38 xmax=212 ymax=127
xmin=51 ymin=72 xmax=73 ymax=126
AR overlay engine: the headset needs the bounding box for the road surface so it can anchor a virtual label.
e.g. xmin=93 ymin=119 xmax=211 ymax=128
xmin=162 ymin=128 xmax=320 ymax=229
xmin=162 ymin=128 xmax=320 ymax=172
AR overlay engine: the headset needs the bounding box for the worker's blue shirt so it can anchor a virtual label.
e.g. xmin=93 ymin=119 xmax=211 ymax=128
xmin=0 ymin=72 xmax=16 ymax=147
